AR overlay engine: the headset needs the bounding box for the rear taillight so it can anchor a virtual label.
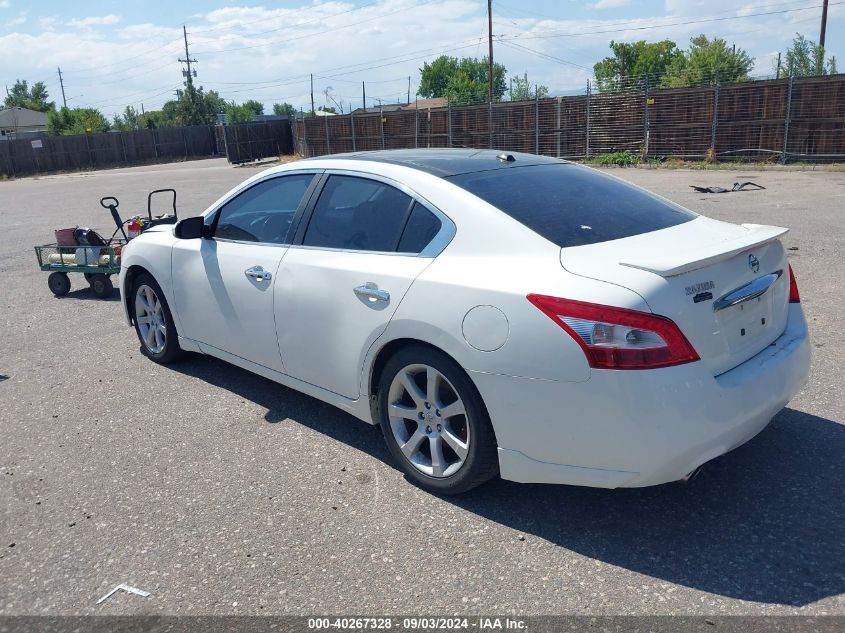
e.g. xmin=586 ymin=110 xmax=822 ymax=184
xmin=527 ymin=294 xmax=700 ymax=370
xmin=788 ymin=265 xmax=801 ymax=303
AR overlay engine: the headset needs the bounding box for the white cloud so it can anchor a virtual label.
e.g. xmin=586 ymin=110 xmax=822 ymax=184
xmin=590 ymin=0 xmax=632 ymax=9
xmin=0 ymin=1 xmax=11 ymax=9
xmin=0 ymin=0 xmax=840 ymax=118
xmin=5 ymin=11 xmax=24 ymax=27
xmin=67 ymin=15 xmax=121 ymax=28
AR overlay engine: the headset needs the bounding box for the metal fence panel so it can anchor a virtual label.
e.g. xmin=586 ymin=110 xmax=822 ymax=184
xmin=0 ymin=125 xmax=219 ymax=178
xmin=295 ymin=74 xmax=845 ymax=164
xmin=223 ymin=120 xmax=293 ymax=163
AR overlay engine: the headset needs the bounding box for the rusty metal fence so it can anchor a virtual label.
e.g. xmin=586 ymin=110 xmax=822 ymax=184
xmin=294 ymin=74 xmax=845 ymax=163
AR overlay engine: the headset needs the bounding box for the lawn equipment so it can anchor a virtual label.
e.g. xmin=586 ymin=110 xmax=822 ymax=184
xmin=34 ymin=189 xmax=178 ymax=299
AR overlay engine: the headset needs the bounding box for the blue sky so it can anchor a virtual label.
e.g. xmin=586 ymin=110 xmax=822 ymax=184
xmin=1 ymin=1 xmax=841 ymax=118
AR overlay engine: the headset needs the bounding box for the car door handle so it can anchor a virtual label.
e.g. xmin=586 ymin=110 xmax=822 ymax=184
xmin=354 ymin=282 xmax=390 ymax=302
xmin=245 ymin=266 xmax=272 ymax=282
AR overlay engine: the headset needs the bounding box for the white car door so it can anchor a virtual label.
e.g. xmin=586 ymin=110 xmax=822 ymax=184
xmin=172 ymin=172 xmax=319 ymax=372
xmin=274 ymin=173 xmax=452 ymax=399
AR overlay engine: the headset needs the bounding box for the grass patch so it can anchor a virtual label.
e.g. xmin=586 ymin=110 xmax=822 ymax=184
xmin=588 ymin=150 xmax=641 ymax=167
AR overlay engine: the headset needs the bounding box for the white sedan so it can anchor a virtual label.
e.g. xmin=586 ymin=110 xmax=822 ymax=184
xmin=119 ymin=149 xmax=811 ymax=494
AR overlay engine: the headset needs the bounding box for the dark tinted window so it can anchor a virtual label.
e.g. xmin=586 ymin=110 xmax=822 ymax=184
xmin=447 ymin=164 xmax=695 ymax=247
xmin=214 ymin=174 xmax=314 ymax=243
xmin=303 ymin=176 xmax=413 ymax=251
xmin=397 ymin=202 xmax=442 ymax=253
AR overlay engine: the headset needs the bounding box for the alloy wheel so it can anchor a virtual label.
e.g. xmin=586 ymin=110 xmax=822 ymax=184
xmin=135 ymin=284 xmax=167 ymax=354
xmin=387 ymin=363 xmax=470 ymax=478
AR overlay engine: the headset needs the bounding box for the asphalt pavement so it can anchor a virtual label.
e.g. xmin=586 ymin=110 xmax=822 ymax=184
xmin=0 ymin=158 xmax=842 ymax=615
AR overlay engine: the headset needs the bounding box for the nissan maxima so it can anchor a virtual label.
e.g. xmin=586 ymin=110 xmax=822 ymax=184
xmin=119 ymin=149 xmax=810 ymax=494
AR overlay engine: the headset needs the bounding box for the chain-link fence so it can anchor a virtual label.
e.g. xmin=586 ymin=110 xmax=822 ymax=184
xmin=295 ymin=74 xmax=845 ymax=163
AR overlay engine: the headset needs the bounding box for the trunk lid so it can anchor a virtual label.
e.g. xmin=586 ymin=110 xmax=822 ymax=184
xmin=560 ymin=217 xmax=791 ymax=376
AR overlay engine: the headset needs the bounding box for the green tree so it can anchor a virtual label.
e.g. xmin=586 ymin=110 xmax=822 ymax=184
xmin=593 ymin=40 xmax=682 ymax=91
xmin=273 ymin=102 xmax=296 ymax=117
xmin=780 ymin=33 xmax=837 ymax=77
xmin=242 ymin=99 xmax=264 ymax=116
xmin=224 ymin=101 xmax=255 ymax=123
xmin=418 ymin=55 xmax=507 ymax=103
xmin=112 ymin=105 xmax=141 ymax=131
xmin=661 ymin=35 xmax=754 ymax=87
xmin=47 ymin=107 xmax=110 ymax=135
xmin=4 ymin=79 xmax=55 ymax=112
xmin=509 ymin=73 xmax=549 ymax=101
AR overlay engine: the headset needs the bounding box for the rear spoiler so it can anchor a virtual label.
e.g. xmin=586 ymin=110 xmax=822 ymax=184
xmin=618 ymin=224 xmax=789 ymax=277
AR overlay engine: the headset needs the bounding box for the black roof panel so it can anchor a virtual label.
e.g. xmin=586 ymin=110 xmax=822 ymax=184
xmin=304 ymin=149 xmax=566 ymax=177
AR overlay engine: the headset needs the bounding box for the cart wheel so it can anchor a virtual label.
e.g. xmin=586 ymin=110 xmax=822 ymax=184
xmin=48 ymin=272 xmax=71 ymax=296
xmin=89 ymin=274 xmax=114 ymax=299
xmin=84 ymin=273 xmax=94 ymax=283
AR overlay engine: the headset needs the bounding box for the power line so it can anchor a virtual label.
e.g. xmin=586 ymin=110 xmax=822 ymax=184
xmin=503 ymin=3 xmax=842 ymax=41
xmin=63 ymin=37 xmax=184 ymax=76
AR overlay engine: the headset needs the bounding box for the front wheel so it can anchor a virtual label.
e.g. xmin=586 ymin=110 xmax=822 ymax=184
xmin=131 ymin=273 xmax=182 ymax=364
xmin=378 ymin=346 xmax=498 ymax=495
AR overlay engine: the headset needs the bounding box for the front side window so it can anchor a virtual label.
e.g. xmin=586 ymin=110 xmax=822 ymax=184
xmin=303 ymin=175 xmax=413 ymax=252
xmin=213 ymin=173 xmax=314 ymax=244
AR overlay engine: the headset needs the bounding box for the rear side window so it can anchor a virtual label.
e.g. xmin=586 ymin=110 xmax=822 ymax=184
xmin=446 ymin=164 xmax=696 ymax=247
xmin=303 ymin=175 xmax=413 ymax=252
xmin=397 ymin=202 xmax=442 ymax=254
xmin=214 ymin=174 xmax=314 ymax=244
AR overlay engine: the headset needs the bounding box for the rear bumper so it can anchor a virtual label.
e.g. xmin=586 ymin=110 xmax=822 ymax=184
xmin=475 ymin=304 xmax=811 ymax=488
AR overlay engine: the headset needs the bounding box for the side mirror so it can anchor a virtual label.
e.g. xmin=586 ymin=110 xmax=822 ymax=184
xmin=174 ymin=216 xmax=206 ymax=239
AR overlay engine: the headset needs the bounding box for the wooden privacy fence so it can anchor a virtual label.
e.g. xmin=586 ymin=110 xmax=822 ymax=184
xmin=0 ymin=125 xmax=218 ymax=178
xmin=294 ymin=74 xmax=845 ymax=163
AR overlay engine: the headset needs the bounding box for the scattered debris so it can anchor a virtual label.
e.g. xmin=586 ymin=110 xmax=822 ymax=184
xmin=788 ymin=246 xmax=799 ymax=251
xmin=96 ymin=583 xmax=150 ymax=605
xmin=690 ymin=182 xmax=766 ymax=193
xmin=0 ymin=374 xmax=8 ymax=383
xmin=517 ymin=535 xmax=526 ymax=542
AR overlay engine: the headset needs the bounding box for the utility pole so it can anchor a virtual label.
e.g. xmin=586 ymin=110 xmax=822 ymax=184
xmin=820 ymin=0 xmax=829 ymax=48
xmin=487 ymin=0 xmax=494 ymax=103
xmin=178 ymin=25 xmax=198 ymax=91
xmin=362 ymin=81 xmax=366 ymax=111
xmin=310 ymin=73 xmax=315 ymax=115
xmin=407 ymin=76 xmax=411 ymax=105
xmin=776 ymin=52 xmax=782 ymax=79
xmin=57 ymin=67 xmax=67 ymax=108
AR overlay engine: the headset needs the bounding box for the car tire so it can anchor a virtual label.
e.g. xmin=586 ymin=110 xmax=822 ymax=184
xmin=131 ymin=272 xmax=182 ymax=364
xmin=378 ymin=345 xmax=499 ymax=494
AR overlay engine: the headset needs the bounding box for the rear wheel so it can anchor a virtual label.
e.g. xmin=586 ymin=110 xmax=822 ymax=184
xmin=48 ymin=272 xmax=70 ymax=296
xmin=132 ymin=273 xmax=181 ymax=364
xmin=378 ymin=345 xmax=498 ymax=494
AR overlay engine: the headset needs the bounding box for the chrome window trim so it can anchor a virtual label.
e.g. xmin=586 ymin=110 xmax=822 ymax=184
xmin=296 ymin=168 xmax=456 ymax=258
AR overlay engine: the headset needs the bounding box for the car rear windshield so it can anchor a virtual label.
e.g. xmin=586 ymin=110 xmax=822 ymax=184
xmin=446 ymin=163 xmax=696 ymax=248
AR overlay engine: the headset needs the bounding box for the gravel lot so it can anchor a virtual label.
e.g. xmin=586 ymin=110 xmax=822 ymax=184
xmin=0 ymin=158 xmax=843 ymax=616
